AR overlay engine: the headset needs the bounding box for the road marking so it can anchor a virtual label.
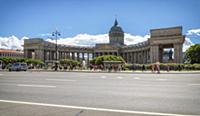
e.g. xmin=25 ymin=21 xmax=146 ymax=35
xmin=17 ymin=84 xmax=56 ymax=88
xmin=117 ymin=76 xmax=123 ymax=79
xmin=0 ymin=74 xmax=3 ymax=76
xmin=188 ymin=84 xmax=200 ymax=86
xmin=156 ymin=79 xmax=167 ymax=81
xmin=0 ymin=99 xmax=196 ymax=116
xmin=0 ymin=83 xmax=15 ymax=86
xmin=45 ymin=79 xmax=76 ymax=82
xmin=101 ymin=76 xmax=106 ymax=79
xmin=134 ymin=77 xmax=140 ymax=80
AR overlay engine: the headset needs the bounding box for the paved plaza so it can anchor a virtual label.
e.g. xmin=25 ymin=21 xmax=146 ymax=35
xmin=0 ymin=72 xmax=200 ymax=116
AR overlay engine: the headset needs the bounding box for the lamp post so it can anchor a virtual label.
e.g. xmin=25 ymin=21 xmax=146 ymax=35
xmin=52 ymin=30 xmax=61 ymax=71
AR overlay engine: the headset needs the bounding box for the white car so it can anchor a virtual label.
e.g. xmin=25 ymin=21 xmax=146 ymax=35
xmin=9 ymin=63 xmax=27 ymax=71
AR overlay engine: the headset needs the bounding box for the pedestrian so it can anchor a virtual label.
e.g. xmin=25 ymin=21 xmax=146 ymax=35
xmin=142 ymin=64 xmax=145 ymax=72
xmin=151 ymin=64 xmax=155 ymax=73
xmin=167 ymin=64 xmax=170 ymax=72
xmin=178 ymin=64 xmax=181 ymax=71
xmin=156 ymin=62 xmax=160 ymax=74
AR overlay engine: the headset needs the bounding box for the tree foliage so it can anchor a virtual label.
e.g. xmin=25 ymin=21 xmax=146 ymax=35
xmin=0 ymin=57 xmax=44 ymax=65
xmin=186 ymin=44 xmax=200 ymax=64
xmin=60 ymin=59 xmax=80 ymax=66
xmin=90 ymin=55 xmax=125 ymax=65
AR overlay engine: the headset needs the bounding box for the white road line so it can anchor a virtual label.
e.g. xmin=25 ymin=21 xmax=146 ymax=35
xmin=117 ymin=76 xmax=123 ymax=79
xmin=0 ymin=83 xmax=15 ymax=86
xmin=0 ymin=99 xmax=196 ymax=116
xmin=45 ymin=79 xmax=76 ymax=82
xmin=101 ymin=76 xmax=106 ymax=79
xmin=17 ymin=84 xmax=56 ymax=88
xmin=156 ymin=79 xmax=167 ymax=81
xmin=134 ymin=77 xmax=140 ymax=80
xmin=188 ymin=84 xmax=200 ymax=86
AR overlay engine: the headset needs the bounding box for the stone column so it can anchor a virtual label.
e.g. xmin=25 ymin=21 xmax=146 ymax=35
xmin=44 ymin=50 xmax=47 ymax=62
xmin=159 ymin=48 xmax=163 ymax=63
xmin=123 ymin=53 xmax=127 ymax=62
xmin=72 ymin=52 xmax=75 ymax=60
xmin=138 ymin=52 xmax=141 ymax=64
xmin=130 ymin=52 xmax=132 ymax=63
xmin=121 ymin=53 xmax=124 ymax=61
xmin=63 ymin=52 xmax=65 ymax=59
xmin=127 ymin=52 xmax=129 ymax=63
xmin=92 ymin=53 xmax=95 ymax=58
xmin=174 ymin=44 xmax=183 ymax=63
xmin=133 ymin=52 xmax=136 ymax=63
xmin=150 ymin=45 xmax=159 ymax=63
xmin=87 ymin=53 xmax=90 ymax=66
xmin=35 ymin=49 xmax=44 ymax=61
xmin=96 ymin=52 xmax=98 ymax=57
xmin=53 ymin=51 xmax=56 ymax=60
xmin=58 ymin=52 xmax=61 ymax=60
xmin=146 ymin=50 xmax=149 ymax=63
xmin=77 ymin=52 xmax=80 ymax=61
xmin=68 ymin=52 xmax=71 ymax=59
xmin=82 ymin=53 xmax=85 ymax=60
xmin=136 ymin=52 xmax=138 ymax=63
xmin=48 ymin=51 xmax=51 ymax=60
xmin=64 ymin=52 xmax=66 ymax=59
xmin=61 ymin=52 xmax=63 ymax=59
xmin=143 ymin=51 xmax=146 ymax=64
xmin=65 ymin=52 xmax=68 ymax=59
xmin=46 ymin=51 xmax=49 ymax=61
xmin=131 ymin=52 xmax=134 ymax=63
xmin=141 ymin=51 xmax=144 ymax=64
xmin=24 ymin=50 xmax=29 ymax=58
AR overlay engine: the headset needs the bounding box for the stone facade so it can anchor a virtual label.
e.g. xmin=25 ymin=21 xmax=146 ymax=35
xmin=24 ymin=19 xmax=185 ymax=64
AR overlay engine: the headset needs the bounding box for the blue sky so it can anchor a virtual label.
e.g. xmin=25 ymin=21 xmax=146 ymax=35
xmin=0 ymin=0 xmax=200 ymax=43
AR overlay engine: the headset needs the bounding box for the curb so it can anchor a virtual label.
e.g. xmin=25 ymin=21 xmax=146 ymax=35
xmin=1 ymin=70 xmax=200 ymax=74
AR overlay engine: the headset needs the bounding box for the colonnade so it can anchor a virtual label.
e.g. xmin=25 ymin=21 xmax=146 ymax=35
xmin=43 ymin=50 xmax=92 ymax=62
xmin=122 ymin=49 xmax=150 ymax=64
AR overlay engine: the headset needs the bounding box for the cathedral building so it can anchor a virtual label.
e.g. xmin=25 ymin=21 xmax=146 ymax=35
xmin=24 ymin=19 xmax=185 ymax=64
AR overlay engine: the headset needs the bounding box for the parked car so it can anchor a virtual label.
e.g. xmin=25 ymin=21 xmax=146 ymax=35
xmin=9 ymin=63 xmax=27 ymax=71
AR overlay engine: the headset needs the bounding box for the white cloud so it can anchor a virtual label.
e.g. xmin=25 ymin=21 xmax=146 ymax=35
xmin=0 ymin=36 xmax=28 ymax=50
xmin=38 ymin=33 xmax=52 ymax=37
xmin=183 ymin=37 xmax=194 ymax=52
xmin=47 ymin=33 xmax=108 ymax=46
xmin=0 ymin=33 xmax=193 ymax=52
xmin=124 ymin=34 xmax=149 ymax=45
xmin=47 ymin=33 xmax=150 ymax=46
xmin=187 ymin=28 xmax=200 ymax=36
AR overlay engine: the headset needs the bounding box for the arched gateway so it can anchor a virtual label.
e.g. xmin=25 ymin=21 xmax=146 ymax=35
xmin=24 ymin=19 xmax=185 ymax=65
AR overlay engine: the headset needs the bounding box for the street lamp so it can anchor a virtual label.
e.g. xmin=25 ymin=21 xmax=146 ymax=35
xmin=52 ymin=30 xmax=61 ymax=71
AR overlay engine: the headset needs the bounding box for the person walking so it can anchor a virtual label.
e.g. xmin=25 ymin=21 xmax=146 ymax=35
xmin=156 ymin=62 xmax=160 ymax=74
xmin=151 ymin=64 xmax=155 ymax=73
xmin=142 ymin=64 xmax=145 ymax=72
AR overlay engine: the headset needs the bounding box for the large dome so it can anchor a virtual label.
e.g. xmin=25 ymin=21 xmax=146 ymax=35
xmin=109 ymin=19 xmax=124 ymax=46
xmin=109 ymin=19 xmax=124 ymax=33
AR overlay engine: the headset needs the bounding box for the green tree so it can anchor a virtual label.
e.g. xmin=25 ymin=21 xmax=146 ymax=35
xmin=60 ymin=59 xmax=80 ymax=66
xmin=26 ymin=59 xmax=44 ymax=65
xmin=90 ymin=55 xmax=125 ymax=65
xmin=186 ymin=44 xmax=200 ymax=64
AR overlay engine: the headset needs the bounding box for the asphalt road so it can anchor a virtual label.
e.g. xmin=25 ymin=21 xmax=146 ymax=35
xmin=0 ymin=72 xmax=200 ymax=116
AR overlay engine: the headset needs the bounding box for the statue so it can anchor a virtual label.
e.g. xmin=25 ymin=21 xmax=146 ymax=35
xmin=168 ymin=49 xmax=173 ymax=60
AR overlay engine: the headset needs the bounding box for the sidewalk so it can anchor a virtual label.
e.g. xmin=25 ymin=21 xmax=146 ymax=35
xmin=4 ymin=69 xmax=199 ymax=74
xmin=1 ymin=69 xmax=200 ymax=74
